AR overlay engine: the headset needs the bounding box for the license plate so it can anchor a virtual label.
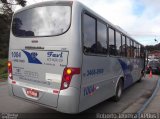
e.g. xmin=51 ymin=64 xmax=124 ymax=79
xmin=26 ymin=88 xmax=39 ymax=97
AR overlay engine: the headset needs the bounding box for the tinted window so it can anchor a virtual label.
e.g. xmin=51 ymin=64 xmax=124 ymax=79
xmin=12 ymin=5 xmax=71 ymax=37
xmin=126 ymin=38 xmax=130 ymax=57
xmin=136 ymin=43 xmax=139 ymax=58
xmin=138 ymin=44 xmax=140 ymax=58
xmin=121 ymin=35 xmax=126 ymax=57
xmin=97 ymin=21 xmax=107 ymax=54
xmin=134 ymin=42 xmax=137 ymax=58
xmin=131 ymin=40 xmax=134 ymax=57
xmin=116 ymin=32 xmax=121 ymax=56
xmin=109 ymin=28 xmax=116 ymax=55
xmin=140 ymin=46 xmax=145 ymax=58
xmin=83 ymin=14 xmax=96 ymax=54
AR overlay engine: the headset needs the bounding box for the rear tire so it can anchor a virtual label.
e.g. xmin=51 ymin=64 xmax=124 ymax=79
xmin=138 ymin=77 xmax=142 ymax=82
xmin=138 ymin=70 xmax=144 ymax=82
xmin=112 ymin=80 xmax=123 ymax=102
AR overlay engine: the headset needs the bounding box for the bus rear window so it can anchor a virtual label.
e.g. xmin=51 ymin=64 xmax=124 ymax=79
xmin=12 ymin=5 xmax=71 ymax=37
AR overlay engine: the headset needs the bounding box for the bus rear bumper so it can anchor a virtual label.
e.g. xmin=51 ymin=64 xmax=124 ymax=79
xmin=8 ymin=82 xmax=80 ymax=114
xmin=57 ymin=87 xmax=80 ymax=114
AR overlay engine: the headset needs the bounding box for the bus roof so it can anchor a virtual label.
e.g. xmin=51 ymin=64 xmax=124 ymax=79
xmin=13 ymin=0 xmax=144 ymax=47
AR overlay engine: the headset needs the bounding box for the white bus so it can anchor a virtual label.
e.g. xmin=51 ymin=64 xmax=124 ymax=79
xmin=8 ymin=1 xmax=145 ymax=114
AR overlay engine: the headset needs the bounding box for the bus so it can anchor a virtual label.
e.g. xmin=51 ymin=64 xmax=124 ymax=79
xmin=8 ymin=0 xmax=145 ymax=114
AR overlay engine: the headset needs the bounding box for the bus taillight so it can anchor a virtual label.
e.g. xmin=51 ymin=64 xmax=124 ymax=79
xmin=60 ymin=67 xmax=80 ymax=90
xmin=8 ymin=61 xmax=13 ymax=80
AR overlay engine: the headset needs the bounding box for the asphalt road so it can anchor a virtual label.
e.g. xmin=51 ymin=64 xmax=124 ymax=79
xmin=0 ymin=75 xmax=158 ymax=118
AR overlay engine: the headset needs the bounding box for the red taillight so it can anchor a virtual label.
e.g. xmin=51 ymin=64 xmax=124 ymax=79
xmin=8 ymin=61 xmax=13 ymax=80
xmin=60 ymin=67 xmax=80 ymax=90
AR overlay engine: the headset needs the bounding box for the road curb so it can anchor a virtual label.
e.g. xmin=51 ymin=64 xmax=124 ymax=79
xmin=136 ymin=77 xmax=160 ymax=118
xmin=0 ymin=81 xmax=7 ymax=85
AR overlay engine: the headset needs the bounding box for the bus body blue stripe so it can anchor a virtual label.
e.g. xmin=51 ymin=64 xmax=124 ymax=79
xmin=22 ymin=50 xmax=42 ymax=64
xmin=118 ymin=59 xmax=133 ymax=89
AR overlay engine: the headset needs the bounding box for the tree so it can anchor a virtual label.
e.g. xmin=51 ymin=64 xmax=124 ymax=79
xmin=145 ymin=43 xmax=160 ymax=52
xmin=1 ymin=0 xmax=26 ymax=18
xmin=1 ymin=0 xmax=26 ymax=6
xmin=0 ymin=0 xmax=27 ymax=58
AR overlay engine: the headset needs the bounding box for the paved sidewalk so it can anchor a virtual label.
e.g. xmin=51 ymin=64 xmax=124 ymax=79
xmin=144 ymin=75 xmax=160 ymax=113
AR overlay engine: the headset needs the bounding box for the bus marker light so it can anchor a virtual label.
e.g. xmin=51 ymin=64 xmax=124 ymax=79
xmin=12 ymin=80 xmax=16 ymax=84
xmin=53 ymin=90 xmax=59 ymax=94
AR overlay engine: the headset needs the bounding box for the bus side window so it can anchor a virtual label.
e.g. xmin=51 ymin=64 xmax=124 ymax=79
xmin=121 ymin=35 xmax=126 ymax=57
xmin=138 ymin=44 xmax=140 ymax=58
xmin=116 ymin=31 xmax=121 ymax=56
xmin=131 ymin=40 xmax=134 ymax=58
xmin=126 ymin=37 xmax=131 ymax=58
xmin=109 ymin=28 xmax=117 ymax=56
xmin=134 ymin=42 xmax=137 ymax=58
xmin=140 ymin=45 xmax=145 ymax=58
xmin=97 ymin=21 xmax=108 ymax=54
xmin=83 ymin=14 xmax=96 ymax=54
xmin=137 ymin=45 xmax=139 ymax=58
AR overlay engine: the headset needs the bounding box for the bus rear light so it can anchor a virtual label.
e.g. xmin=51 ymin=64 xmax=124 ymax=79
xmin=64 ymin=75 xmax=71 ymax=81
xmin=60 ymin=67 xmax=80 ymax=90
xmin=8 ymin=61 xmax=13 ymax=80
xmin=66 ymin=69 xmax=72 ymax=75
xmin=63 ymin=82 xmax=69 ymax=88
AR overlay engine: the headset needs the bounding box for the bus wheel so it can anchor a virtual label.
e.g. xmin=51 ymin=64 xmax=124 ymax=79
xmin=138 ymin=70 xmax=144 ymax=82
xmin=112 ymin=80 xmax=123 ymax=102
xmin=138 ymin=76 xmax=142 ymax=82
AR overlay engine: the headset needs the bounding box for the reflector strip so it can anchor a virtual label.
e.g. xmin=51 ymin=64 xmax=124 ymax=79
xmin=53 ymin=90 xmax=59 ymax=94
xmin=12 ymin=80 xmax=16 ymax=84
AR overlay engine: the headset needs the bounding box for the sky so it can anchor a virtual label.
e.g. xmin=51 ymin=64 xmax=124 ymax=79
xmin=13 ymin=0 xmax=160 ymax=46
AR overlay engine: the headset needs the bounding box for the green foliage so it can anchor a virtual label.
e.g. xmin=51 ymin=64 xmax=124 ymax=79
xmin=0 ymin=14 xmax=10 ymax=58
xmin=0 ymin=58 xmax=7 ymax=80
xmin=16 ymin=0 xmax=27 ymax=7
xmin=0 ymin=0 xmax=27 ymax=59
xmin=1 ymin=0 xmax=26 ymax=7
